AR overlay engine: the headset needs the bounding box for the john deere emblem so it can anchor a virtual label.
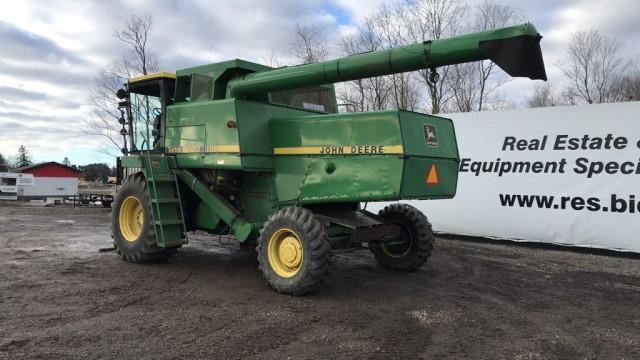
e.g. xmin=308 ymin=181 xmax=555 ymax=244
xmin=424 ymin=124 xmax=438 ymax=147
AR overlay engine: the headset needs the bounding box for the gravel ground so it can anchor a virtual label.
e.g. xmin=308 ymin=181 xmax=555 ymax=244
xmin=0 ymin=203 xmax=639 ymax=359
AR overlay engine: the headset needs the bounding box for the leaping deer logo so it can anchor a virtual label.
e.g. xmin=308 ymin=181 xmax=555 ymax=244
xmin=424 ymin=124 xmax=438 ymax=147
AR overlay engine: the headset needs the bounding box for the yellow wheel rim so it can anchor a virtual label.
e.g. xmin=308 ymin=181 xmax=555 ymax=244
xmin=382 ymin=222 xmax=413 ymax=258
xmin=267 ymin=228 xmax=304 ymax=278
xmin=119 ymin=196 xmax=144 ymax=242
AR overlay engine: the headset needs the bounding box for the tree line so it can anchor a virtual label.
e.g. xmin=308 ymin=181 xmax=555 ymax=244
xmin=0 ymin=146 xmax=115 ymax=182
xmin=529 ymin=30 xmax=640 ymax=107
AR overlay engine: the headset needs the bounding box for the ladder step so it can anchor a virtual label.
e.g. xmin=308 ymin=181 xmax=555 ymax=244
xmin=149 ymin=174 xmax=175 ymax=182
xmin=154 ymin=219 xmax=184 ymax=226
xmin=152 ymin=198 xmax=180 ymax=204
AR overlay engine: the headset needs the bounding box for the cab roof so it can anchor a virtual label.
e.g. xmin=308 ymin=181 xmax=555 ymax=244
xmin=128 ymin=71 xmax=176 ymax=84
xmin=128 ymin=72 xmax=176 ymax=97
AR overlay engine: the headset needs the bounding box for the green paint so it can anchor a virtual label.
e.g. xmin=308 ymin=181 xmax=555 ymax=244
xmin=270 ymin=110 xmax=458 ymax=203
xmin=174 ymin=169 xmax=255 ymax=242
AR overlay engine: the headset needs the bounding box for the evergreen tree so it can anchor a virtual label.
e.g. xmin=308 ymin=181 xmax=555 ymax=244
xmin=0 ymin=153 xmax=8 ymax=172
xmin=16 ymin=145 xmax=32 ymax=168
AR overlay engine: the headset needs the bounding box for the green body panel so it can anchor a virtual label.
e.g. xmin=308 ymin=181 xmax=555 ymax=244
xmin=238 ymin=172 xmax=280 ymax=223
xmin=271 ymin=111 xmax=404 ymax=203
xmin=270 ymin=110 xmax=459 ymax=203
xmin=166 ymin=99 xmax=242 ymax=169
xmin=175 ymin=153 xmax=243 ymax=169
xmin=235 ymin=100 xmax=322 ymax=154
xmin=120 ymin=155 xmax=142 ymax=168
xmin=275 ymin=156 xmax=404 ymax=203
xmin=193 ymin=201 xmax=222 ymax=232
xmin=173 ymin=169 xmax=255 ymax=242
xmin=398 ymin=112 xmax=458 ymax=158
xmin=167 ymin=99 xmax=237 ymax=144
xmin=175 ymin=59 xmax=272 ymax=102
xmin=165 ymin=99 xmax=320 ymax=171
xmin=402 ymin=158 xmax=458 ymax=198
xmin=271 ymin=111 xmax=403 ymax=148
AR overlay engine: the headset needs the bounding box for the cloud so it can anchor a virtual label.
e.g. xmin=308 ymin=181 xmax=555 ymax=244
xmin=0 ymin=86 xmax=48 ymax=101
xmin=331 ymin=0 xmax=389 ymax=21
xmin=0 ymin=20 xmax=87 ymax=65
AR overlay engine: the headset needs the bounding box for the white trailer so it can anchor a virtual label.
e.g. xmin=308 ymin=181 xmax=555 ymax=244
xmin=0 ymin=172 xmax=34 ymax=200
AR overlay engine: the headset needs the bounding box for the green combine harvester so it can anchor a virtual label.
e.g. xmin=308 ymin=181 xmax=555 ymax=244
xmin=112 ymin=23 xmax=546 ymax=295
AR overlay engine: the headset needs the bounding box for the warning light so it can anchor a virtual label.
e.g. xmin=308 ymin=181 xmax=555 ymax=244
xmin=426 ymin=164 xmax=439 ymax=185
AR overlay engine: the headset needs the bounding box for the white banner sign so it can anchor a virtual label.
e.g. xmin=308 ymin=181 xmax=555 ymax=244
xmin=374 ymin=102 xmax=640 ymax=252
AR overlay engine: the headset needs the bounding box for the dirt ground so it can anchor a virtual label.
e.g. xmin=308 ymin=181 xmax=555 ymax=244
xmin=0 ymin=203 xmax=639 ymax=359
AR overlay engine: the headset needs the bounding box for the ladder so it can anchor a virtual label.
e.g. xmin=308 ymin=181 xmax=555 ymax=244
xmin=142 ymin=151 xmax=188 ymax=248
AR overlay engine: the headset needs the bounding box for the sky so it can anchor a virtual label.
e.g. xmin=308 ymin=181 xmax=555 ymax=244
xmin=0 ymin=0 xmax=639 ymax=166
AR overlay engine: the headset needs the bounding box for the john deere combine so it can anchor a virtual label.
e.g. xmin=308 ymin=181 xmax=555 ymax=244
xmin=112 ymin=23 xmax=546 ymax=295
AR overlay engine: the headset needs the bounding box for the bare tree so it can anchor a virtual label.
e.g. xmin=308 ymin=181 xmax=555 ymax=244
xmin=560 ymin=86 xmax=580 ymax=106
xmin=374 ymin=3 xmax=422 ymax=111
xmin=114 ymin=13 xmax=158 ymax=76
xmin=261 ymin=50 xmax=285 ymax=68
xmin=559 ymin=29 xmax=624 ymax=104
xmin=447 ymin=1 xmax=523 ymax=112
xmin=405 ymin=0 xmax=467 ymax=113
xmin=527 ymin=82 xmax=560 ymax=108
xmin=337 ymin=3 xmax=423 ymax=112
xmin=88 ymin=13 xmax=159 ymax=156
xmin=473 ymin=1 xmax=523 ymax=111
xmin=291 ymin=23 xmax=329 ymax=64
xmin=450 ymin=63 xmax=479 ymax=112
xmin=482 ymin=93 xmax=517 ymax=111
xmin=338 ymin=16 xmax=391 ymax=112
xmin=614 ymin=69 xmax=640 ymax=102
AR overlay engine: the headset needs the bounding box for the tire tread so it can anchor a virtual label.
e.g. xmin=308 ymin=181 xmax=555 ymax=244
xmin=372 ymin=203 xmax=434 ymax=271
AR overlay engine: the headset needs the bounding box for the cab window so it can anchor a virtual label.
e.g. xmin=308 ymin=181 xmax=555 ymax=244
xmin=269 ymin=86 xmax=337 ymax=113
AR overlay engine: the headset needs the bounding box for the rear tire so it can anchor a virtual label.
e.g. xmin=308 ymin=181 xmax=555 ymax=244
xmin=257 ymin=207 xmax=330 ymax=295
xmin=111 ymin=174 xmax=176 ymax=263
xmin=370 ymin=203 xmax=433 ymax=271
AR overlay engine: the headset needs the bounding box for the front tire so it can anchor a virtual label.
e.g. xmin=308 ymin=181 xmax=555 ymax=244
xmin=112 ymin=174 xmax=176 ymax=263
xmin=257 ymin=207 xmax=330 ymax=295
xmin=370 ymin=203 xmax=434 ymax=271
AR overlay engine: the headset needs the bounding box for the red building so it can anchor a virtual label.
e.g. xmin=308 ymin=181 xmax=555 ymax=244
xmin=12 ymin=162 xmax=81 ymax=200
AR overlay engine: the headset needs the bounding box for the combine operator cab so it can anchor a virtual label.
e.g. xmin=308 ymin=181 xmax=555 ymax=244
xmin=116 ymin=72 xmax=176 ymax=154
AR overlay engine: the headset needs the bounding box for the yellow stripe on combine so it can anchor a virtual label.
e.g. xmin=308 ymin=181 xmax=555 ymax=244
xmin=167 ymin=145 xmax=240 ymax=153
xmin=273 ymin=145 xmax=404 ymax=155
